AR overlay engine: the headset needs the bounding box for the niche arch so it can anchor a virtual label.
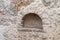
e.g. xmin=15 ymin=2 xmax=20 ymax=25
xmin=21 ymin=13 xmax=43 ymax=30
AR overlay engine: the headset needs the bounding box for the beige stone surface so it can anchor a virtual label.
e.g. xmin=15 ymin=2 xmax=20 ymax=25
xmin=0 ymin=0 xmax=60 ymax=40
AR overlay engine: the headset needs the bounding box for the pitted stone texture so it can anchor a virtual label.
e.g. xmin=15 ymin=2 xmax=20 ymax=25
xmin=18 ymin=32 xmax=47 ymax=40
xmin=0 ymin=0 xmax=60 ymax=40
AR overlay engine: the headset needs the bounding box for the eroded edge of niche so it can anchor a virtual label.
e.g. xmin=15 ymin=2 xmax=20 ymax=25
xmin=17 ymin=28 xmax=45 ymax=32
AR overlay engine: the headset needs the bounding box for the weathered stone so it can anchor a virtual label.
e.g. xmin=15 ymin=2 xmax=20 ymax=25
xmin=0 ymin=0 xmax=60 ymax=40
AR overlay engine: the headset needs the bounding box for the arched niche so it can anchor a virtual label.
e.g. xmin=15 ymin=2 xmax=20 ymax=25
xmin=21 ymin=13 xmax=43 ymax=30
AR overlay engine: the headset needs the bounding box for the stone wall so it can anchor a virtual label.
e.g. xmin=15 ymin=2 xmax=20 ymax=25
xmin=0 ymin=0 xmax=60 ymax=40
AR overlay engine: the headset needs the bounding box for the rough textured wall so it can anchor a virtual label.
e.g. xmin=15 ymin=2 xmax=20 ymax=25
xmin=0 ymin=0 xmax=60 ymax=40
